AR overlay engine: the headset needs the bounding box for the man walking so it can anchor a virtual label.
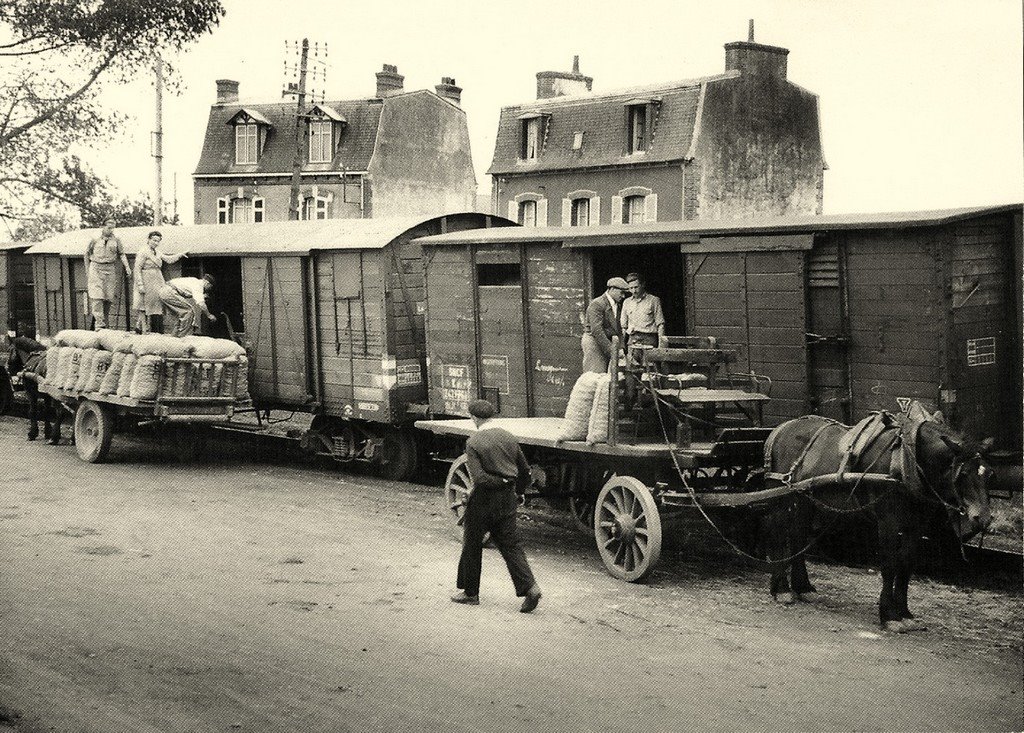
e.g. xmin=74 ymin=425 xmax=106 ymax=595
xmin=451 ymin=399 xmax=542 ymax=613
xmin=84 ymin=218 xmax=132 ymax=330
xmin=581 ymin=276 xmax=630 ymax=373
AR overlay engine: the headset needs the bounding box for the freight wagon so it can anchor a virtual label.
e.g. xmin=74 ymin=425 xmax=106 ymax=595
xmin=1 ymin=241 xmax=35 ymax=413
xmin=415 ymin=203 xmax=1022 ymax=450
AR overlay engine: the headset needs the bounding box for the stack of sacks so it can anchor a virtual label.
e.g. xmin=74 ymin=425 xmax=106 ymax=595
xmin=557 ymin=372 xmax=602 ymax=442
xmin=127 ymin=335 xmax=195 ymax=399
xmin=182 ymin=336 xmax=249 ymax=398
xmin=72 ymin=349 xmax=99 ymax=392
xmin=116 ymin=353 xmax=138 ymax=397
xmin=128 ymin=355 xmax=163 ymax=400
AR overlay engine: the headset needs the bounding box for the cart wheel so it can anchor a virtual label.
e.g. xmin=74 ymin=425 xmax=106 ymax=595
xmin=377 ymin=427 xmax=418 ymax=481
xmin=595 ymin=475 xmax=662 ymax=582
xmin=0 ymin=369 xmax=12 ymax=416
xmin=443 ymin=455 xmax=491 ymax=545
xmin=568 ymin=495 xmax=596 ymax=536
xmin=74 ymin=399 xmax=113 ymax=463
xmin=170 ymin=426 xmax=208 ymax=463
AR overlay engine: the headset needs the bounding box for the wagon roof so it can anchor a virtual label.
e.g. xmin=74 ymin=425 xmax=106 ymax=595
xmin=0 ymin=241 xmax=29 ymax=252
xmin=23 ymin=217 xmax=442 ymax=257
xmin=415 ymin=203 xmax=1023 ymax=246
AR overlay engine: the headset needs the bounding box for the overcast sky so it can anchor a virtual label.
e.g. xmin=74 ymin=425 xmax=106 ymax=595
xmin=97 ymin=0 xmax=1022 ymax=221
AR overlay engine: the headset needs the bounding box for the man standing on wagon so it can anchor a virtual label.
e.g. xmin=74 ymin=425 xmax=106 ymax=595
xmin=159 ymin=274 xmax=216 ymax=337
xmin=84 ymin=218 xmax=132 ymax=330
xmin=620 ymin=272 xmax=665 ymax=348
xmin=451 ymin=399 xmax=542 ymax=613
xmin=581 ymin=277 xmax=630 ymax=373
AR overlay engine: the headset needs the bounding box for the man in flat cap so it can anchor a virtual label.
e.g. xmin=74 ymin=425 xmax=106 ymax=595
xmin=581 ymin=277 xmax=629 ymax=373
xmin=451 ymin=398 xmax=542 ymax=613
xmin=84 ymin=218 xmax=132 ymax=330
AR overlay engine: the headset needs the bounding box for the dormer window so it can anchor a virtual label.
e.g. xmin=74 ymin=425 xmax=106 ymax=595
xmin=624 ymin=99 xmax=658 ymax=155
xmin=235 ymin=123 xmax=258 ymax=164
xmin=309 ymin=120 xmax=332 ymax=163
xmin=517 ymin=112 xmax=548 ymax=161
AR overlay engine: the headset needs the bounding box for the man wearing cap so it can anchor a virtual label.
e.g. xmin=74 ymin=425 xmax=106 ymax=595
xmin=581 ymin=277 xmax=629 ymax=373
xmin=84 ymin=218 xmax=132 ymax=330
xmin=451 ymin=398 xmax=542 ymax=613
xmin=620 ymin=272 xmax=665 ymax=348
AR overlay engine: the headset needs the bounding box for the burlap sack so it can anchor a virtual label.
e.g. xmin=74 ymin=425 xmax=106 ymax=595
xmin=116 ymin=354 xmax=138 ymax=397
xmin=131 ymin=334 xmax=195 ymax=358
xmin=51 ymin=347 xmax=73 ymax=388
xmin=86 ymin=351 xmax=112 ymax=393
xmin=54 ymin=329 xmax=101 ymax=349
xmin=96 ymin=329 xmax=132 ymax=352
xmin=72 ymin=349 xmax=99 ymax=392
xmin=181 ymin=335 xmax=245 ymax=360
xmin=62 ymin=348 xmax=83 ymax=390
xmin=129 ymin=355 xmax=162 ymax=400
xmin=43 ymin=347 xmax=62 ymax=384
xmin=586 ymin=374 xmax=612 ymax=445
xmin=557 ymin=372 xmax=601 ymax=442
xmin=114 ymin=335 xmax=137 ymax=353
xmin=99 ymin=352 xmax=126 ymax=394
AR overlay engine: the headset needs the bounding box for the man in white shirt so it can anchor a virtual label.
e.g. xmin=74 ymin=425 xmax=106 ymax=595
xmin=620 ymin=272 xmax=665 ymax=348
xmin=159 ymin=274 xmax=216 ymax=337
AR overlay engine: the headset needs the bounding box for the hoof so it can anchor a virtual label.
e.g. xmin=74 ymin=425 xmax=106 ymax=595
xmin=797 ymin=591 xmax=820 ymax=604
xmin=47 ymin=438 xmax=60 ymax=446
xmin=774 ymin=592 xmax=798 ymax=605
xmin=27 ymin=434 xmax=37 ymax=442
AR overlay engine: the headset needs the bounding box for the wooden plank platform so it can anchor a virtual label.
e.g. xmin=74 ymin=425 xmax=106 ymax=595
xmin=414 ymin=417 xmax=674 ymax=458
xmin=652 ymin=387 xmax=769 ymax=404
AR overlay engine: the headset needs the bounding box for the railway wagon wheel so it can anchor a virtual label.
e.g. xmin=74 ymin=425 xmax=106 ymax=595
xmin=74 ymin=399 xmax=113 ymax=463
xmin=377 ymin=427 xmax=419 ymax=482
xmin=595 ymin=475 xmax=662 ymax=582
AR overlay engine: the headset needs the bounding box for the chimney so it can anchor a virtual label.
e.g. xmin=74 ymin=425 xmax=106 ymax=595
xmin=216 ymin=79 xmax=239 ymax=104
xmin=375 ymin=64 xmax=404 ymax=98
xmin=535 ymin=55 xmax=593 ymax=99
xmin=724 ymin=22 xmax=788 ymax=79
xmin=435 ymin=76 xmax=462 ymax=106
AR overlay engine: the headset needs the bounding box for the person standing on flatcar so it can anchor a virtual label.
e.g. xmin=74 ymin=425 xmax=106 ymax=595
xmin=581 ymin=277 xmax=629 ymax=373
xmin=620 ymin=272 xmax=665 ymax=348
xmin=133 ymin=231 xmax=188 ymax=334
xmin=159 ymin=274 xmax=216 ymax=337
xmin=84 ymin=218 xmax=132 ymax=330
xmin=451 ymin=399 xmax=542 ymax=613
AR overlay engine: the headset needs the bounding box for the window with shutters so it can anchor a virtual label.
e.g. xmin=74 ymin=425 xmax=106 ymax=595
xmin=218 ymin=195 xmax=265 ymax=224
xmin=235 ymin=123 xmax=258 ymax=164
xmin=623 ymin=194 xmax=646 ymax=224
xmin=308 ymin=120 xmax=333 ymax=163
xmin=302 ymin=195 xmax=330 ymax=220
xmin=518 ymin=200 xmax=537 ymax=227
xmin=570 ymin=197 xmax=590 ymax=226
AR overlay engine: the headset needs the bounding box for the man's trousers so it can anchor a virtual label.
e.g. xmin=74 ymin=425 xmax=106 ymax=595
xmin=456 ymin=487 xmax=536 ymax=598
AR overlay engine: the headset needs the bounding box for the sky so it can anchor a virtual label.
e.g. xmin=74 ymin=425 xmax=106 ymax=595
xmin=95 ymin=0 xmax=1022 ymax=222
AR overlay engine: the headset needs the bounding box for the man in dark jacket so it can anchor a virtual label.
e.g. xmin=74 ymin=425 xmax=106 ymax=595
xmin=451 ymin=399 xmax=542 ymax=613
xmin=581 ymin=276 xmax=630 ymax=373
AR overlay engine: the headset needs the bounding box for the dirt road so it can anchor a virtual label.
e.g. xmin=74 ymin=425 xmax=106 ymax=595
xmin=0 ymin=416 xmax=1020 ymax=732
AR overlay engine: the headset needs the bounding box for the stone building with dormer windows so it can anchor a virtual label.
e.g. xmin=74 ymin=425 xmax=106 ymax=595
xmin=192 ymin=65 xmax=477 ymax=224
xmin=489 ymin=36 xmax=826 ymax=227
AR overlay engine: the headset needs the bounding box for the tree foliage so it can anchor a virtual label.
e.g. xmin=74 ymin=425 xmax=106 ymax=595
xmin=0 ymin=0 xmax=224 ymax=224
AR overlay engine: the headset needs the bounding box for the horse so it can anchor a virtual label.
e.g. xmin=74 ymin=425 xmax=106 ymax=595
xmin=760 ymin=406 xmax=993 ymax=630
xmin=7 ymin=335 xmax=65 ymax=444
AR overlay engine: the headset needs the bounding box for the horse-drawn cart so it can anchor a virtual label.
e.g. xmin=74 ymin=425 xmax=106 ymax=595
xmin=40 ymin=355 xmax=249 ymax=463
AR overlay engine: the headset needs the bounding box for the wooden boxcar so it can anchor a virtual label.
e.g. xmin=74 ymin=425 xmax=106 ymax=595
xmin=26 ymin=213 xmax=512 ymax=476
xmin=417 ymin=203 xmax=1022 ymax=449
xmin=1 ymin=241 xmax=35 ymax=336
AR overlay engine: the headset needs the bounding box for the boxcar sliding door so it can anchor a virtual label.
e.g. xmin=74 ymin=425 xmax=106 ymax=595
xmin=474 ymin=245 xmax=528 ymax=417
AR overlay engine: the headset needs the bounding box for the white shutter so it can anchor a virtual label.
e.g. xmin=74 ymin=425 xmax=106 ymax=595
xmin=645 ymin=193 xmax=658 ymax=223
xmin=590 ymin=196 xmax=601 ymax=226
xmin=507 ymin=200 xmax=518 ymax=223
xmin=536 ymin=199 xmax=548 ymax=227
xmin=561 ymin=198 xmax=572 ymax=226
xmin=611 ymin=196 xmax=623 ymax=225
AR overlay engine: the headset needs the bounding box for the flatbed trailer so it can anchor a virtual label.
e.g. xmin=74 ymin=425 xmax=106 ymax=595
xmin=40 ymin=356 xmax=249 ymax=463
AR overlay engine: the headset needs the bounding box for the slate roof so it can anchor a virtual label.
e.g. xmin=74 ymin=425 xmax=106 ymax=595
xmin=25 ymin=216 xmax=459 ymax=257
xmin=193 ymin=96 xmax=385 ymax=176
xmin=488 ymin=72 xmax=737 ymax=175
xmin=416 ymin=203 xmax=1024 ymax=246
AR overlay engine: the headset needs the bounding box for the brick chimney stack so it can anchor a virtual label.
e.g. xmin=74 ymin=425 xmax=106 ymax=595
xmin=375 ymin=64 xmax=404 ymax=98
xmin=435 ymin=77 xmax=462 ymax=106
xmin=536 ymin=55 xmax=593 ymax=99
xmin=725 ymin=22 xmax=788 ymax=80
xmin=216 ymin=79 xmax=239 ymax=104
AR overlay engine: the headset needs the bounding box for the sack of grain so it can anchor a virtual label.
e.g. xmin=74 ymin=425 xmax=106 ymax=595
xmin=181 ymin=335 xmax=245 ymax=360
xmin=128 ymin=355 xmax=162 ymax=400
xmin=54 ymin=329 xmax=101 ymax=349
xmin=131 ymin=334 xmax=195 ymax=358
xmin=51 ymin=347 xmax=73 ymax=388
xmin=86 ymin=351 xmax=112 ymax=393
xmin=96 ymin=329 xmax=132 ymax=352
xmin=43 ymin=347 xmax=62 ymax=384
xmin=556 ymin=372 xmax=601 ymax=442
xmin=586 ymin=374 xmax=612 ymax=445
xmin=99 ymin=351 xmax=126 ymax=394
xmin=62 ymin=348 xmax=83 ymax=390
xmin=114 ymin=334 xmax=136 ymax=353
xmin=116 ymin=354 xmax=138 ymax=397
xmin=72 ymin=348 xmax=99 ymax=392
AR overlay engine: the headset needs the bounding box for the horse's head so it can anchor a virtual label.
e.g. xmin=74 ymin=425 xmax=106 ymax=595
xmin=918 ymin=420 xmax=994 ymax=539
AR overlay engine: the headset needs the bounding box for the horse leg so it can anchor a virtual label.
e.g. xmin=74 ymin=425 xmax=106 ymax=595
xmin=26 ymin=384 xmax=39 ymax=441
xmin=876 ymin=510 xmax=902 ymax=628
xmin=790 ymin=499 xmax=819 ymax=601
xmin=893 ymin=504 xmax=924 ymax=628
xmin=48 ymin=399 xmax=63 ymax=445
xmin=42 ymin=394 xmax=54 ymax=440
xmin=764 ymin=502 xmax=796 ymax=604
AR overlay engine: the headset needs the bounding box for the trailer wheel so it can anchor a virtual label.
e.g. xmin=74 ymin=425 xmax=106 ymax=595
xmin=595 ymin=475 xmax=662 ymax=582
xmin=74 ymin=399 xmax=113 ymax=463
xmin=568 ymin=495 xmax=596 ymax=536
xmin=443 ymin=455 xmax=491 ymax=545
xmin=0 ymin=368 xmax=12 ymax=416
xmin=377 ymin=427 xmax=418 ymax=481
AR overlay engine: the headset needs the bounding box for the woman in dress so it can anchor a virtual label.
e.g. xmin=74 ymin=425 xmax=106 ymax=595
xmin=133 ymin=231 xmax=187 ymax=333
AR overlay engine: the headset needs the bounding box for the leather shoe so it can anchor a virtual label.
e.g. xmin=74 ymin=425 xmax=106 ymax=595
xmin=450 ymin=592 xmax=479 ymax=605
xmin=519 ymin=585 xmax=542 ymax=613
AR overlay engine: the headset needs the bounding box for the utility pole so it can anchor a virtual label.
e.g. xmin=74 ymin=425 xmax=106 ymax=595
xmin=288 ymin=39 xmax=309 ymax=221
xmin=153 ymin=58 xmax=164 ymax=226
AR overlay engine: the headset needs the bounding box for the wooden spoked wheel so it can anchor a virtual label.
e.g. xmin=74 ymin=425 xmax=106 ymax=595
xmin=568 ymin=495 xmax=596 ymax=536
xmin=444 ymin=454 xmax=473 ymax=531
xmin=74 ymin=399 xmax=113 ymax=463
xmin=595 ymin=475 xmax=662 ymax=582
